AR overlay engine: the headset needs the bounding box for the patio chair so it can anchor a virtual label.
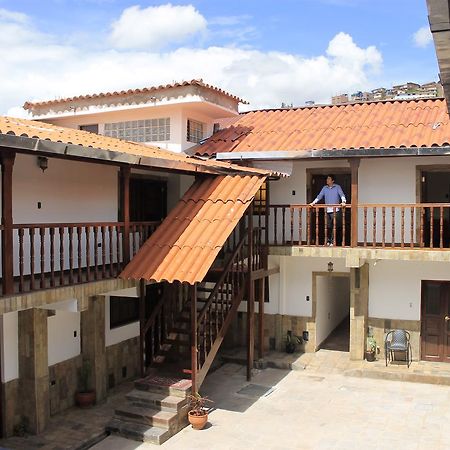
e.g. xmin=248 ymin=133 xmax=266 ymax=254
xmin=384 ymin=329 xmax=412 ymax=368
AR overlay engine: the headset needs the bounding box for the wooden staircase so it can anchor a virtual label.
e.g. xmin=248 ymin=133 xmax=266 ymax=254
xmin=107 ymin=229 xmax=250 ymax=444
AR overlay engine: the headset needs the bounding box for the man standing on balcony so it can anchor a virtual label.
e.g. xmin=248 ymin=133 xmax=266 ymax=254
xmin=309 ymin=174 xmax=347 ymax=246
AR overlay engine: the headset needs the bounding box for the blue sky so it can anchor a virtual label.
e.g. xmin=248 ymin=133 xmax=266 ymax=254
xmin=0 ymin=0 xmax=439 ymax=114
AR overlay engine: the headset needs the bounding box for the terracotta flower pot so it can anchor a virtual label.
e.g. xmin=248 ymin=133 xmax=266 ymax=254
xmin=188 ymin=411 xmax=208 ymax=430
xmin=75 ymin=390 xmax=96 ymax=407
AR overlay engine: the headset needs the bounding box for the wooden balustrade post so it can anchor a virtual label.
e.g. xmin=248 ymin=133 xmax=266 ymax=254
xmin=350 ymin=158 xmax=360 ymax=247
xmin=139 ymin=279 xmax=146 ymax=377
xmin=120 ymin=166 xmax=131 ymax=264
xmin=1 ymin=151 xmax=15 ymax=295
xmin=247 ymin=204 xmax=255 ymax=381
xmin=190 ymin=283 xmax=198 ymax=393
xmin=258 ymin=278 xmax=265 ymax=360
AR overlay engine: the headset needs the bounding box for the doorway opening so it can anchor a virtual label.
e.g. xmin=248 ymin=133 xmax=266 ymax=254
xmin=119 ymin=175 xmax=167 ymax=222
xmin=420 ymin=169 xmax=450 ymax=247
xmin=307 ymin=171 xmax=351 ymax=246
xmin=421 ymin=280 xmax=450 ymax=363
xmin=315 ymin=273 xmax=350 ymax=352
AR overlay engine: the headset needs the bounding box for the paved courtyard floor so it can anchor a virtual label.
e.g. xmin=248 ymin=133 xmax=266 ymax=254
xmin=92 ymin=362 xmax=450 ymax=450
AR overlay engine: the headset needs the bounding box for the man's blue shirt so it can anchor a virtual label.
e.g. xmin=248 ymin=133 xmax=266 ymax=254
xmin=313 ymin=184 xmax=346 ymax=212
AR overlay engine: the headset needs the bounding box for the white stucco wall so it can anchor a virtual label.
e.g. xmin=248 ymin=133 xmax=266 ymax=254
xmin=48 ymin=309 xmax=81 ymax=366
xmin=315 ymin=275 xmax=350 ymax=346
xmin=369 ymin=260 xmax=450 ymax=320
xmin=104 ymin=287 xmax=140 ymax=347
xmin=264 ymin=256 xmax=349 ymax=317
xmin=0 ymin=311 xmax=19 ymax=383
xmin=12 ymin=153 xmax=118 ymax=224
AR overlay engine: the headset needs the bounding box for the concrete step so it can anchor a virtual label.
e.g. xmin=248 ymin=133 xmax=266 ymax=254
xmin=125 ymin=390 xmax=187 ymax=412
xmin=115 ymin=404 xmax=178 ymax=430
xmin=345 ymin=368 xmax=450 ymax=386
xmin=106 ymin=418 xmax=172 ymax=445
xmin=134 ymin=375 xmax=192 ymax=398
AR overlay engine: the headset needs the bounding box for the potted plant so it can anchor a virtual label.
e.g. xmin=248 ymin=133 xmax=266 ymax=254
xmin=285 ymin=330 xmax=303 ymax=353
xmin=187 ymin=393 xmax=213 ymax=430
xmin=75 ymin=359 xmax=96 ymax=407
xmin=365 ymin=336 xmax=377 ymax=362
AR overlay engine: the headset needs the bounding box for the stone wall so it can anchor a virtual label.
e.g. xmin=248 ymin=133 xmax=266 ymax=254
xmin=1 ymin=379 xmax=20 ymax=437
xmin=225 ymin=312 xmax=315 ymax=354
xmin=48 ymin=355 xmax=82 ymax=416
xmin=106 ymin=336 xmax=140 ymax=390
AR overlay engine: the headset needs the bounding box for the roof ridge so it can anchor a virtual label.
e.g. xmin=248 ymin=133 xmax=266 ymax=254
xmin=23 ymin=79 xmax=248 ymax=109
xmin=239 ymin=97 xmax=445 ymax=115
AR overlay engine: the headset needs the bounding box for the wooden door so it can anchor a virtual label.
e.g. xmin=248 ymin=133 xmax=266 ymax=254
xmin=421 ymin=281 xmax=450 ymax=362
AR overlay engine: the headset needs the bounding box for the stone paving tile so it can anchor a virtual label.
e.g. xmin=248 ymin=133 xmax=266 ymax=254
xmin=0 ymin=382 xmax=133 ymax=450
xmin=93 ymin=361 xmax=449 ymax=450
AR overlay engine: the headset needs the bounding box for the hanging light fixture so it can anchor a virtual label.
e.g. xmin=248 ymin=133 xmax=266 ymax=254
xmin=37 ymin=156 xmax=48 ymax=172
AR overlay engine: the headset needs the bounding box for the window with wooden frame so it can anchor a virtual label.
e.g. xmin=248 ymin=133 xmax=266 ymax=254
xmin=187 ymin=119 xmax=205 ymax=143
xmin=253 ymin=182 xmax=267 ymax=215
xmin=110 ymin=296 xmax=139 ymax=329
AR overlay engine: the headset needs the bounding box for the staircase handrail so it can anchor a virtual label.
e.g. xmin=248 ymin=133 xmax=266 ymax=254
xmin=197 ymin=231 xmax=248 ymax=325
xmin=142 ymin=290 xmax=167 ymax=336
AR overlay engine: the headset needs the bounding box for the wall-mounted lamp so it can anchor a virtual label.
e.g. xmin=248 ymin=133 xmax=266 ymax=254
xmin=37 ymin=156 xmax=48 ymax=172
xmin=327 ymin=261 xmax=334 ymax=273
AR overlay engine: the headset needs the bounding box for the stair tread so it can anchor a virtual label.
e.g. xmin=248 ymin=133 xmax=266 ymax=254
xmin=126 ymin=390 xmax=186 ymax=409
xmin=107 ymin=418 xmax=171 ymax=443
xmin=116 ymin=404 xmax=178 ymax=422
xmin=171 ymin=327 xmax=190 ymax=334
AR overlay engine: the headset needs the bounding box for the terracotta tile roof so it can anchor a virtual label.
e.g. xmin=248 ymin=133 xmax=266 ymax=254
xmin=196 ymin=99 xmax=450 ymax=156
xmin=120 ymin=174 xmax=265 ymax=284
xmin=0 ymin=116 xmax=268 ymax=175
xmin=23 ymin=79 xmax=248 ymax=110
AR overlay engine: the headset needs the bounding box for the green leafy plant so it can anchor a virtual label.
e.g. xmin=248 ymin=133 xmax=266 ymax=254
xmin=187 ymin=393 xmax=213 ymax=417
xmin=285 ymin=330 xmax=303 ymax=353
xmin=367 ymin=336 xmax=377 ymax=353
xmin=13 ymin=416 xmax=29 ymax=437
xmin=79 ymin=359 xmax=92 ymax=393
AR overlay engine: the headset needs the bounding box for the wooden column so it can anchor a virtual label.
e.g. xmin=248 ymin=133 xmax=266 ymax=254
xmin=120 ymin=166 xmax=131 ymax=264
xmin=247 ymin=205 xmax=254 ymax=381
xmin=190 ymin=283 xmax=198 ymax=393
xmin=258 ymin=278 xmax=265 ymax=360
xmin=139 ymin=279 xmax=146 ymax=377
xmin=1 ymin=151 xmax=15 ymax=295
xmin=264 ymin=180 xmax=270 ymax=269
xmin=350 ymin=158 xmax=360 ymax=248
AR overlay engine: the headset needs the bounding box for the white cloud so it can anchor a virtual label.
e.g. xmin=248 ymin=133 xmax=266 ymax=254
xmin=0 ymin=7 xmax=384 ymax=116
xmin=413 ymin=26 xmax=433 ymax=48
xmin=109 ymin=4 xmax=207 ymax=50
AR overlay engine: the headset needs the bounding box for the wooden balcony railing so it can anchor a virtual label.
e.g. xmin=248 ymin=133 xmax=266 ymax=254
xmin=8 ymin=220 xmax=159 ymax=294
xmin=269 ymin=204 xmax=351 ymax=247
xmin=269 ymin=203 xmax=450 ymax=250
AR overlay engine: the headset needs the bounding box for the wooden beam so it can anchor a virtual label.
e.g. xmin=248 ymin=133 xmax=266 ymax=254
xmin=247 ymin=205 xmax=254 ymax=381
xmin=350 ymin=158 xmax=360 ymax=247
xmin=139 ymin=279 xmax=146 ymax=377
xmin=258 ymin=278 xmax=265 ymax=360
xmin=1 ymin=151 xmax=15 ymax=295
xmin=120 ymin=166 xmax=131 ymax=264
xmin=190 ymin=283 xmax=198 ymax=394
